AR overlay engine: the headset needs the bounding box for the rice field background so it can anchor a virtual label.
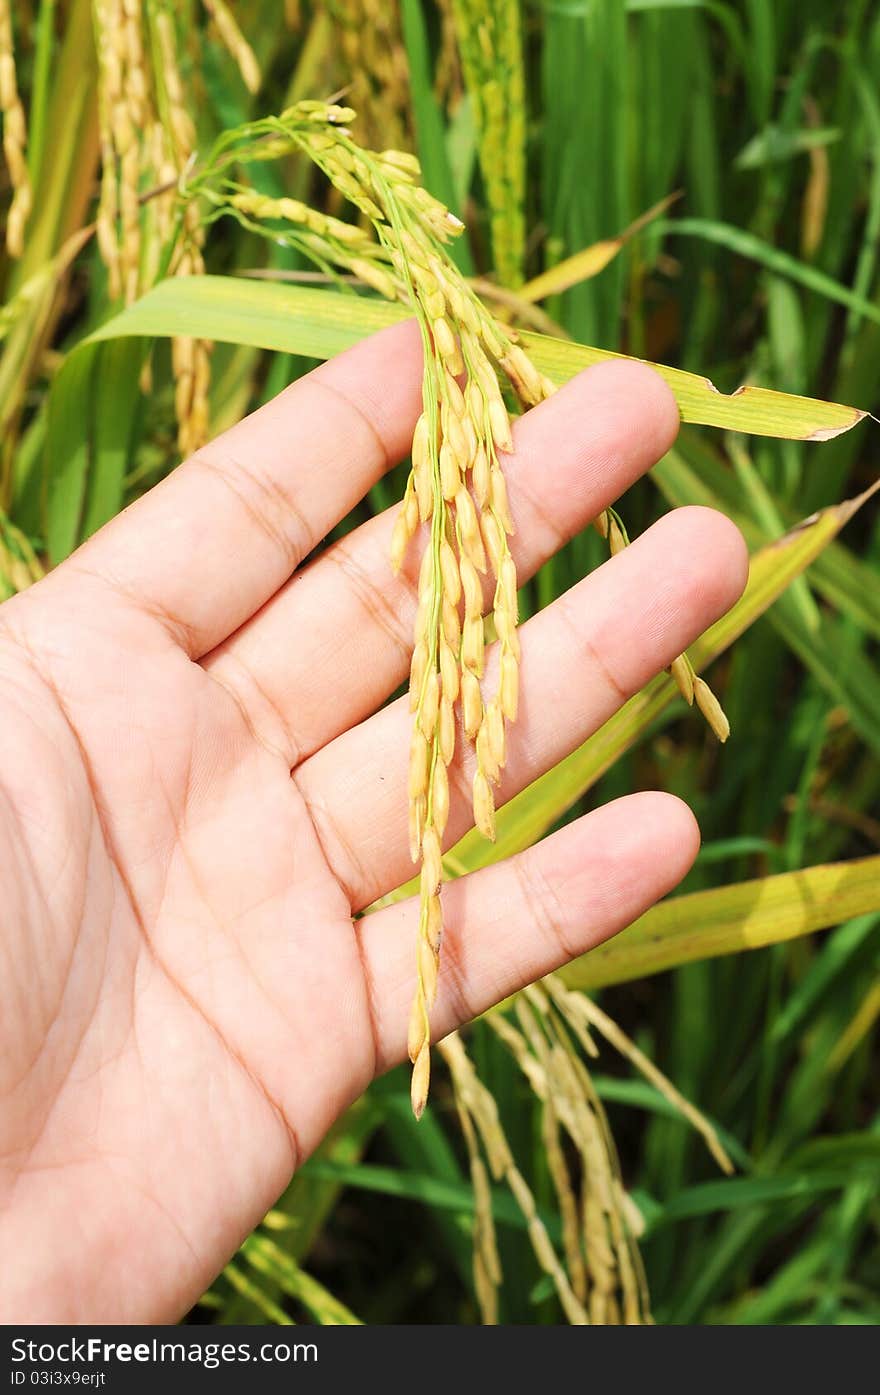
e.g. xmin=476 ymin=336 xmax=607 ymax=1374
xmin=2 ymin=0 xmax=879 ymax=1325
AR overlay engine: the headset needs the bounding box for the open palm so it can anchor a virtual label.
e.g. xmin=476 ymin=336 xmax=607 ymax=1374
xmin=0 ymin=322 xmax=746 ymax=1322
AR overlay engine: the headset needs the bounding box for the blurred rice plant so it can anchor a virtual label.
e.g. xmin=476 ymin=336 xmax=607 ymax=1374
xmin=1 ymin=0 xmax=878 ymax=1325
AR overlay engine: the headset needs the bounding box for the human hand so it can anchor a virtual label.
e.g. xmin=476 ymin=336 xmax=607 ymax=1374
xmin=0 ymin=322 xmax=747 ymax=1322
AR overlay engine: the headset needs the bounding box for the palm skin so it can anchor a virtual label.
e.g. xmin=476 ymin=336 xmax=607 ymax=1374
xmin=0 ymin=322 xmax=747 ymax=1323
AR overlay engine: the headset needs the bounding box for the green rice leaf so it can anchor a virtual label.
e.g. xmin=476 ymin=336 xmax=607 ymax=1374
xmin=76 ymin=275 xmax=868 ymax=442
xmin=660 ymin=215 xmax=880 ymax=329
xmin=643 ymin=1169 xmax=876 ymax=1231
xmin=563 ymin=855 xmax=880 ymax=991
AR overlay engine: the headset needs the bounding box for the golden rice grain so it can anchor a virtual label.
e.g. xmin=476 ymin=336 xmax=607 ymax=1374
xmin=472 ymin=769 xmax=496 ymax=841
xmin=410 ymin=1040 xmax=431 ymax=1119
xmin=440 ymin=1033 xmax=588 ymax=1323
xmin=694 ymin=674 xmax=731 ymax=742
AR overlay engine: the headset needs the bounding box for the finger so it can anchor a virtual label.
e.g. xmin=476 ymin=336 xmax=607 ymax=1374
xmin=359 ymin=792 xmax=700 ymax=1072
xmin=295 ymin=506 xmax=748 ymax=910
xmin=205 ymin=360 xmax=681 ymax=763
xmin=51 ymin=320 xmax=424 ymax=657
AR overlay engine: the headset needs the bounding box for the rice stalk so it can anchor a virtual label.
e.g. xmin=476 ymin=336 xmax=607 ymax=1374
xmin=552 ymin=1025 xmax=650 ymax=1324
xmin=450 ymin=1075 xmax=501 ymax=1322
xmin=479 ymin=973 xmax=735 ymax=1322
xmin=109 ymin=0 xmax=147 ymax=304
xmin=513 ymin=985 xmax=649 ymax=1323
xmin=544 ymin=976 xmax=734 ymax=1172
xmin=0 ymin=511 xmax=43 ymax=600
xmin=451 ymin=0 xmax=525 ymax=287
xmin=150 ymin=2 xmax=211 ymax=456
xmin=92 ymin=0 xmax=213 ymax=454
xmin=433 ymin=0 xmax=463 ymax=110
xmin=535 ymin=1036 xmax=588 ymax=1300
xmin=332 ymin=0 xmax=411 ymax=154
xmin=0 ymin=0 xmax=32 ymax=256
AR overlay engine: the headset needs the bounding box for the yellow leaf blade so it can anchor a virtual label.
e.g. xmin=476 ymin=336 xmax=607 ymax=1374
xmin=518 ymin=193 xmax=680 ymax=304
xmin=86 ymin=276 xmax=868 ymax=443
xmin=518 ymin=239 xmax=623 ymax=303
xmin=561 ymin=856 xmax=880 ymax=991
xmin=521 ymin=333 xmax=867 ymax=441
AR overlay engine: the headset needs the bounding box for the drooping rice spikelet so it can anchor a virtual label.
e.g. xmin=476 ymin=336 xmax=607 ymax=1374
xmin=540 ymin=1065 xmax=588 ymax=1302
xmin=440 ymin=1031 xmax=590 ymax=1324
xmin=451 ymin=1080 xmax=501 ymax=1322
xmin=518 ymin=988 xmax=636 ymax=1321
xmin=543 ymin=976 xmax=733 ymax=1174
xmin=483 ymin=984 xmax=653 ymax=1324
xmin=468 ymin=973 xmax=735 ymax=1322
xmin=202 ymin=0 xmax=261 ymax=94
xmin=0 ymin=0 xmax=32 ymax=257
